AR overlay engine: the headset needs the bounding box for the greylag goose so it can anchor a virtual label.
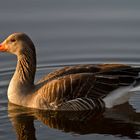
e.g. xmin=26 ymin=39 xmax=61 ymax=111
xmin=0 ymin=33 xmax=140 ymax=111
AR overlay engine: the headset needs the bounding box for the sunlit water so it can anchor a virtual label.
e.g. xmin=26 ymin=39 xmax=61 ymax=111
xmin=1 ymin=0 xmax=140 ymax=139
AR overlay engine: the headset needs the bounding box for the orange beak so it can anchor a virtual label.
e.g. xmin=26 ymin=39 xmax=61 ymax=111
xmin=0 ymin=43 xmax=7 ymax=52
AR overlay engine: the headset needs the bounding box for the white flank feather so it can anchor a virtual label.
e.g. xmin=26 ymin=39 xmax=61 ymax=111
xmin=103 ymin=86 xmax=134 ymax=108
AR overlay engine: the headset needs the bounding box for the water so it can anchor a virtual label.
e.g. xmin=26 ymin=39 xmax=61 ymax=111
xmin=0 ymin=0 xmax=140 ymax=139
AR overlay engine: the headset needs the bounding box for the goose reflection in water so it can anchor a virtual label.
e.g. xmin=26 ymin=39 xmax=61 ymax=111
xmin=8 ymin=102 xmax=140 ymax=140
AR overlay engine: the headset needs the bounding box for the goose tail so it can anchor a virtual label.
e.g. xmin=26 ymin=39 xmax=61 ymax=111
xmin=130 ymin=76 xmax=140 ymax=92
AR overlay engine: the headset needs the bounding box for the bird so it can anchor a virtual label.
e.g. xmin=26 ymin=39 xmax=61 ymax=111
xmin=0 ymin=32 xmax=140 ymax=111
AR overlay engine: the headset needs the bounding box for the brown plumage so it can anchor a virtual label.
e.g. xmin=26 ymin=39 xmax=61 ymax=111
xmin=0 ymin=33 xmax=140 ymax=111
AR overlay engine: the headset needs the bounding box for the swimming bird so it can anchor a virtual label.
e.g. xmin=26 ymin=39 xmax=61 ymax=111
xmin=0 ymin=32 xmax=140 ymax=111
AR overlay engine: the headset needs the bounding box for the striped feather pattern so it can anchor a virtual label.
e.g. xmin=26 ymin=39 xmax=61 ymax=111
xmin=58 ymin=98 xmax=105 ymax=111
xmin=35 ymin=65 xmax=140 ymax=110
xmin=16 ymin=44 xmax=36 ymax=85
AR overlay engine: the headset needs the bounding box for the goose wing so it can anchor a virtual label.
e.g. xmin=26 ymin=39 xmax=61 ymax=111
xmin=36 ymin=64 xmax=140 ymax=111
xmin=37 ymin=64 xmax=131 ymax=84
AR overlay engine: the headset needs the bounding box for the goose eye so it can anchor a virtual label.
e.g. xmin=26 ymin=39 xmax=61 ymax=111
xmin=10 ymin=39 xmax=16 ymax=42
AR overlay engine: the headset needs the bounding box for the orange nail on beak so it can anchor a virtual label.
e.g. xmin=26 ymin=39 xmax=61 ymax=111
xmin=0 ymin=43 xmax=7 ymax=52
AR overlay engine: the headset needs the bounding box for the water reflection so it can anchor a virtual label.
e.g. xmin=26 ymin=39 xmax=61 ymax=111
xmin=8 ymin=103 xmax=140 ymax=140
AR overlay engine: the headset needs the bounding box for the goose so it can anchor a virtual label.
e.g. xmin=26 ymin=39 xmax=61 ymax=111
xmin=0 ymin=32 xmax=140 ymax=111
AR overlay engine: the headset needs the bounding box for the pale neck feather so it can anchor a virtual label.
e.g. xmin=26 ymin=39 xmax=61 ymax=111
xmin=8 ymin=47 xmax=36 ymax=105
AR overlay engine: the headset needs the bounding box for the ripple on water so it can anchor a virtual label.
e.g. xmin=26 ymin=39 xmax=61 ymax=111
xmin=129 ymin=92 xmax=140 ymax=113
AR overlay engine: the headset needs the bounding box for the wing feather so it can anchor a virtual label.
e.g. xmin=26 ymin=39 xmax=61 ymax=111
xmin=35 ymin=64 xmax=140 ymax=110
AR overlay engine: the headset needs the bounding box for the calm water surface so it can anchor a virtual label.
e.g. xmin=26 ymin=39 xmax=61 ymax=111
xmin=0 ymin=0 xmax=140 ymax=139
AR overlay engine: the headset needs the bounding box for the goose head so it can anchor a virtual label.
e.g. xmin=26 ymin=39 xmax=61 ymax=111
xmin=0 ymin=32 xmax=36 ymax=86
xmin=0 ymin=32 xmax=35 ymax=56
